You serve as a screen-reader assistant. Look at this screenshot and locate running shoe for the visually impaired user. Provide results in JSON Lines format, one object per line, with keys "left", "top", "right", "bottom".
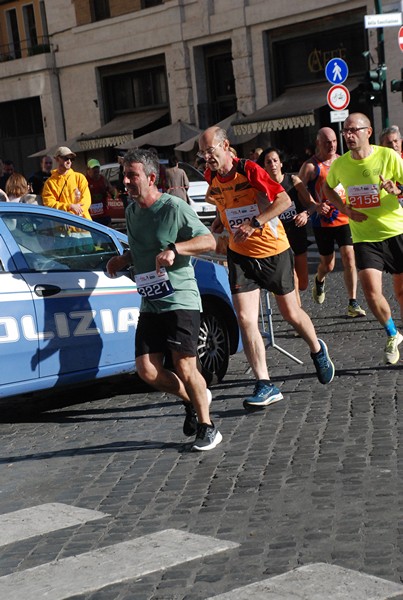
{"left": 312, "top": 276, "right": 325, "bottom": 304}
{"left": 243, "top": 380, "right": 283, "bottom": 407}
{"left": 191, "top": 421, "right": 222, "bottom": 451}
{"left": 347, "top": 301, "right": 366, "bottom": 318}
{"left": 182, "top": 389, "right": 212, "bottom": 437}
{"left": 384, "top": 332, "right": 403, "bottom": 365}
{"left": 311, "top": 338, "right": 335, "bottom": 384}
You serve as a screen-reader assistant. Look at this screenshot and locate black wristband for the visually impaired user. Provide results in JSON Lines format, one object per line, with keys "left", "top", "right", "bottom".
{"left": 167, "top": 242, "right": 178, "bottom": 258}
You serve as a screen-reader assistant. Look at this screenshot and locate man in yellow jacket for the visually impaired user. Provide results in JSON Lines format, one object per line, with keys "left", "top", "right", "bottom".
{"left": 42, "top": 146, "right": 92, "bottom": 220}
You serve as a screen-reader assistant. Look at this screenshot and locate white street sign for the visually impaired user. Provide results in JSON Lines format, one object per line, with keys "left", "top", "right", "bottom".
{"left": 330, "top": 109, "right": 349, "bottom": 123}
{"left": 365, "top": 13, "right": 402, "bottom": 28}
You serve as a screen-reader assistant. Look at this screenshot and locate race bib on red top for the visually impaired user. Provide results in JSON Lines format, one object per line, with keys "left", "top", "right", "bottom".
{"left": 225, "top": 204, "right": 259, "bottom": 231}
{"left": 348, "top": 184, "right": 380, "bottom": 209}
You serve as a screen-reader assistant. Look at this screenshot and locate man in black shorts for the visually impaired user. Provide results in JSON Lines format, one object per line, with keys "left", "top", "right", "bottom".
{"left": 299, "top": 127, "right": 366, "bottom": 318}
{"left": 107, "top": 149, "right": 221, "bottom": 451}
{"left": 198, "top": 127, "right": 335, "bottom": 410}
{"left": 324, "top": 113, "right": 403, "bottom": 365}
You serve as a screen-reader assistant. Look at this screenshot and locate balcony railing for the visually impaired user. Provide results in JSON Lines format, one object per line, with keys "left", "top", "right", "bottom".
{"left": 0, "top": 36, "right": 51, "bottom": 62}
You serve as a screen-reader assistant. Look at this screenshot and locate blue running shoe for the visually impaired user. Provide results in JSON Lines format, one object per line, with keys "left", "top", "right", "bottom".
{"left": 243, "top": 380, "right": 283, "bottom": 407}
{"left": 311, "top": 338, "right": 335, "bottom": 384}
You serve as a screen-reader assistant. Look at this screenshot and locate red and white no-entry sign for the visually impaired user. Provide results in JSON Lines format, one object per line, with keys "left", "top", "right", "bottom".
{"left": 398, "top": 26, "right": 403, "bottom": 52}
{"left": 327, "top": 84, "right": 350, "bottom": 111}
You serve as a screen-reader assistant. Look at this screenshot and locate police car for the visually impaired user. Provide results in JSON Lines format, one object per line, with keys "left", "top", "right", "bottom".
{"left": 0, "top": 204, "right": 240, "bottom": 399}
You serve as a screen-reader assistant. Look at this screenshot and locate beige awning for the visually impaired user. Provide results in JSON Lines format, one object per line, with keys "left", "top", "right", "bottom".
{"left": 28, "top": 134, "right": 90, "bottom": 158}
{"left": 117, "top": 120, "right": 202, "bottom": 149}
{"left": 232, "top": 81, "right": 358, "bottom": 135}
{"left": 79, "top": 110, "right": 169, "bottom": 150}
{"left": 28, "top": 110, "right": 169, "bottom": 157}
{"left": 175, "top": 111, "right": 257, "bottom": 152}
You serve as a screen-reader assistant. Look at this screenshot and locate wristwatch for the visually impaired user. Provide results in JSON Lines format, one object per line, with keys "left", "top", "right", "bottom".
{"left": 167, "top": 242, "right": 178, "bottom": 258}
{"left": 251, "top": 216, "right": 263, "bottom": 229}
{"left": 396, "top": 183, "right": 403, "bottom": 196}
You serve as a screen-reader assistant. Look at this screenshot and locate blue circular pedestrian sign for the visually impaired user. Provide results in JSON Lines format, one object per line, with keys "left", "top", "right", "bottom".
{"left": 325, "top": 58, "right": 348, "bottom": 85}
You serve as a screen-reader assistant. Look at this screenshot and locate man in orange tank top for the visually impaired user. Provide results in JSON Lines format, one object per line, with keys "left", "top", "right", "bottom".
{"left": 299, "top": 127, "right": 366, "bottom": 318}
{"left": 198, "top": 127, "right": 335, "bottom": 410}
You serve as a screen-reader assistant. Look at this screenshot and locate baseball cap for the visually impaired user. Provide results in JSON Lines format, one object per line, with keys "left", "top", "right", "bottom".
{"left": 87, "top": 159, "right": 101, "bottom": 169}
{"left": 54, "top": 146, "right": 76, "bottom": 159}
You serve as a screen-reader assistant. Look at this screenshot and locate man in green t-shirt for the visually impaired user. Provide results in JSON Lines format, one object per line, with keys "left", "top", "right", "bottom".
{"left": 106, "top": 149, "right": 221, "bottom": 452}
{"left": 324, "top": 112, "right": 403, "bottom": 365}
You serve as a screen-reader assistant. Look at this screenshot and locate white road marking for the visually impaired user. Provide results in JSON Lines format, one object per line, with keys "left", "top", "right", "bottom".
{"left": 206, "top": 562, "right": 403, "bottom": 599}
{"left": 0, "top": 503, "right": 108, "bottom": 547}
{"left": 0, "top": 528, "right": 239, "bottom": 600}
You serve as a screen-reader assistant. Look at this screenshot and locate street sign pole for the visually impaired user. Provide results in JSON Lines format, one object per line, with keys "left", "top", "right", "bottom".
{"left": 375, "top": 0, "right": 390, "bottom": 127}
{"left": 330, "top": 109, "right": 348, "bottom": 151}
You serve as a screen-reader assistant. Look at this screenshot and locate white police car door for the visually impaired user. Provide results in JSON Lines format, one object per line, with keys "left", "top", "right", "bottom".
{"left": 0, "top": 211, "right": 139, "bottom": 388}
{"left": 0, "top": 234, "right": 40, "bottom": 390}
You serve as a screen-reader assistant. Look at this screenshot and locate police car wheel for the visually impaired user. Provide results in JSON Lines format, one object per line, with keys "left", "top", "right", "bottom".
{"left": 198, "top": 301, "right": 230, "bottom": 385}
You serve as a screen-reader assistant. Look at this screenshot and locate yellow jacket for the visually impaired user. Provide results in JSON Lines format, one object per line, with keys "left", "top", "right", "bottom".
{"left": 42, "top": 169, "right": 92, "bottom": 220}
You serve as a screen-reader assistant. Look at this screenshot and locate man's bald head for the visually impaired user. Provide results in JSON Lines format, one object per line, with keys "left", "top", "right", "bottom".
{"left": 345, "top": 112, "right": 371, "bottom": 128}
{"left": 198, "top": 127, "right": 232, "bottom": 174}
{"left": 315, "top": 127, "right": 338, "bottom": 160}
{"left": 317, "top": 127, "right": 337, "bottom": 142}
{"left": 199, "top": 126, "right": 228, "bottom": 147}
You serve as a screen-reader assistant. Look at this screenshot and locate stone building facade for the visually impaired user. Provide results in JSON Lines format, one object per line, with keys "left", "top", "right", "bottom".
{"left": 0, "top": 0, "right": 402, "bottom": 175}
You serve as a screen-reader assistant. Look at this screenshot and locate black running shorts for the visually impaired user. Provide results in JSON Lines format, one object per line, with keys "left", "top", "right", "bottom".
{"left": 283, "top": 221, "right": 309, "bottom": 256}
{"left": 354, "top": 233, "right": 403, "bottom": 274}
{"left": 227, "top": 247, "right": 295, "bottom": 296}
{"left": 313, "top": 223, "right": 353, "bottom": 256}
{"left": 135, "top": 310, "right": 201, "bottom": 357}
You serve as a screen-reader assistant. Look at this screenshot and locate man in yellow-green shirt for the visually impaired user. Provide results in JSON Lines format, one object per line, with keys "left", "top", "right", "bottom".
{"left": 324, "top": 112, "right": 403, "bottom": 365}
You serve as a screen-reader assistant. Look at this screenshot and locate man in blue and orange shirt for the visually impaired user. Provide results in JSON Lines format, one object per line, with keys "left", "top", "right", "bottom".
{"left": 299, "top": 127, "right": 366, "bottom": 318}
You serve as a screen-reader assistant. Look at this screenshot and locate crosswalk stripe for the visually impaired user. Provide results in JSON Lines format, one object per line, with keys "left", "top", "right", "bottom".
{"left": 0, "top": 528, "right": 239, "bottom": 600}
{"left": 0, "top": 503, "right": 108, "bottom": 548}
{"left": 205, "top": 563, "right": 403, "bottom": 599}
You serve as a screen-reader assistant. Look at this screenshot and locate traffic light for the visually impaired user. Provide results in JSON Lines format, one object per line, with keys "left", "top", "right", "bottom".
{"left": 358, "top": 65, "right": 386, "bottom": 106}
{"left": 390, "top": 68, "right": 403, "bottom": 102}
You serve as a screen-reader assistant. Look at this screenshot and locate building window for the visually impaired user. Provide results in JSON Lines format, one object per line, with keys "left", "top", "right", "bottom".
{"left": 142, "top": 0, "right": 164, "bottom": 7}
{"left": 104, "top": 66, "right": 168, "bottom": 118}
{"left": 40, "top": 1, "right": 49, "bottom": 39}
{"left": 132, "top": 68, "right": 168, "bottom": 107}
{"left": 197, "top": 42, "right": 236, "bottom": 126}
{"left": 6, "top": 9, "right": 21, "bottom": 59}
{"left": 23, "top": 4, "right": 38, "bottom": 50}
{"left": 90, "top": 0, "right": 110, "bottom": 22}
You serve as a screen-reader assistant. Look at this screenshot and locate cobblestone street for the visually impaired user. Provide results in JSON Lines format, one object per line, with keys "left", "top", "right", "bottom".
{"left": 0, "top": 255, "right": 402, "bottom": 599}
